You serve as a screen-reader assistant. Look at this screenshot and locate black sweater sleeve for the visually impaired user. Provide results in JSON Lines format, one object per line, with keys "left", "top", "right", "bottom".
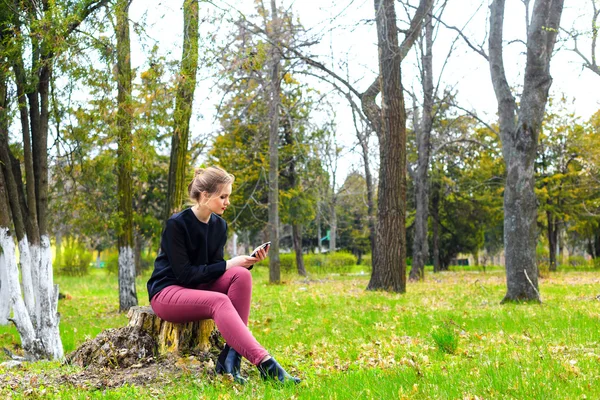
{"left": 163, "top": 218, "right": 227, "bottom": 286}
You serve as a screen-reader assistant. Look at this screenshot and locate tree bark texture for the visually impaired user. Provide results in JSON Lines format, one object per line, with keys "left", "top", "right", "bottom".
{"left": 268, "top": 0, "right": 282, "bottom": 284}
{"left": 127, "top": 306, "right": 216, "bottom": 355}
{"left": 165, "top": 0, "right": 199, "bottom": 220}
{"left": 410, "top": 12, "right": 434, "bottom": 282}
{"left": 367, "top": 0, "right": 407, "bottom": 293}
{"left": 116, "top": 0, "right": 138, "bottom": 311}
{"left": 489, "top": 0, "right": 564, "bottom": 302}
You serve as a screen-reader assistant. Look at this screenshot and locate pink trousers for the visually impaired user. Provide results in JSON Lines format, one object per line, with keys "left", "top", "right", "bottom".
{"left": 150, "top": 267, "right": 269, "bottom": 365}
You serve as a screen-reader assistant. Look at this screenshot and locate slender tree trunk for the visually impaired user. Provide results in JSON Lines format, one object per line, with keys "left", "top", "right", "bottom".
{"left": 267, "top": 0, "right": 282, "bottom": 283}
{"left": 292, "top": 224, "right": 306, "bottom": 276}
{"left": 164, "top": 0, "right": 199, "bottom": 220}
{"left": 546, "top": 210, "right": 558, "bottom": 271}
{"left": 431, "top": 179, "right": 441, "bottom": 273}
{"left": 316, "top": 202, "right": 322, "bottom": 253}
{"left": 410, "top": 11, "right": 433, "bottom": 282}
{"left": 367, "top": 0, "right": 407, "bottom": 293}
{"left": 116, "top": 0, "right": 138, "bottom": 311}
{"left": 329, "top": 199, "right": 337, "bottom": 252}
{"left": 489, "top": 0, "right": 564, "bottom": 303}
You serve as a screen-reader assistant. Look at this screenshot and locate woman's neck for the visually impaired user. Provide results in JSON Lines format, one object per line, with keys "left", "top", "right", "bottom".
{"left": 192, "top": 204, "right": 211, "bottom": 223}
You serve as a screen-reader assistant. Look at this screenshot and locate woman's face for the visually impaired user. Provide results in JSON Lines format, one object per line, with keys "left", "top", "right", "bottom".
{"left": 202, "top": 183, "right": 232, "bottom": 216}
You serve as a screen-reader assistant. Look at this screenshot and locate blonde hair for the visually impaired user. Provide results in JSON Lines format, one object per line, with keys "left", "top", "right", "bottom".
{"left": 188, "top": 166, "right": 235, "bottom": 203}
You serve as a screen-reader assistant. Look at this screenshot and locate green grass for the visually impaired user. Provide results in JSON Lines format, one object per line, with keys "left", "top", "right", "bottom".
{"left": 1, "top": 266, "right": 599, "bottom": 399}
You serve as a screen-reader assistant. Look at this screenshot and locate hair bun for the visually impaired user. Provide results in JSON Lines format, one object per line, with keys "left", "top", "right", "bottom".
{"left": 194, "top": 168, "right": 204, "bottom": 177}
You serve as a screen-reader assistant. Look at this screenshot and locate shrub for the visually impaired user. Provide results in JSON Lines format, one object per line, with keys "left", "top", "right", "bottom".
{"left": 360, "top": 253, "right": 372, "bottom": 268}
{"left": 267, "top": 251, "right": 358, "bottom": 274}
{"left": 104, "top": 250, "right": 120, "bottom": 275}
{"left": 431, "top": 325, "right": 459, "bottom": 354}
{"left": 54, "top": 238, "right": 93, "bottom": 277}
{"left": 568, "top": 255, "right": 591, "bottom": 268}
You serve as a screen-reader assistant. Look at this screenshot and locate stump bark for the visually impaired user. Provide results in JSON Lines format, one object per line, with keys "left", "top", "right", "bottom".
{"left": 127, "top": 306, "right": 216, "bottom": 355}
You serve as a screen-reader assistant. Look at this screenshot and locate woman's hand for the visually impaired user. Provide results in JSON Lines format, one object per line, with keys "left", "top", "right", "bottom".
{"left": 226, "top": 256, "right": 257, "bottom": 269}
{"left": 226, "top": 245, "right": 269, "bottom": 269}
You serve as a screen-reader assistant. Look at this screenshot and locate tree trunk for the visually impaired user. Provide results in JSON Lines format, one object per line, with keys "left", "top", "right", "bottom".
{"left": 431, "top": 180, "right": 441, "bottom": 273}
{"left": 329, "top": 199, "right": 337, "bottom": 252}
{"left": 1, "top": 0, "right": 107, "bottom": 361}
{"left": 489, "top": 0, "right": 564, "bottom": 303}
{"left": 267, "top": 0, "right": 282, "bottom": 284}
{"left": 316, "top": 202, "right": 322, "bottom": 253}
{"left": 164, "top": 0, "right": 199, "bottom": 220}
{"left": 116, "top": 0, "right": 138, "bottom": 312}
{"left": 410, "top": 11, "right": 433, "bottom": 282}
{"left": 292, "top": 224, "right": 306, "bottom": 276}
{"left": 546, "top": 210, "right": 558, "bottom": 272}
{"left": 367, "top": 0, "right": 407, "bottom": 293}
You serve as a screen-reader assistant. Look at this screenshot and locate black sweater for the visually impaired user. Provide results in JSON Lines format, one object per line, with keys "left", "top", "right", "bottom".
{"left": 147, "top": 208, "right": 228, "bottom": 301}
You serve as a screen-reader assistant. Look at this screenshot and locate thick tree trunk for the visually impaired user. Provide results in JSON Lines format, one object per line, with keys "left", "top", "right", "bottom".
{"left": 367, "top": 0, "right": 407, "bottom": 293}
{"left": 268, "top": 0, "right": 282, "bottom": 283}
{"left": 116, "top": 0, "right": 138, "bottom": 312}
{"left": 292, "top": 224, "right": 306, "bottom": 276}
{"left": 489, "top": 0, "right": 564, "bottom": 303}
{"left": 164, "top": 0, "right": 199, "bottom": 220}
{"left": 410, "top": 12, "right": 433, "bottom": 282}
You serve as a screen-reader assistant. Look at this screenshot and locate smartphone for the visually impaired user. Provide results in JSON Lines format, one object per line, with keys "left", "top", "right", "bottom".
{"left": 250, "top": 241, "right": 271, "bottom": 257}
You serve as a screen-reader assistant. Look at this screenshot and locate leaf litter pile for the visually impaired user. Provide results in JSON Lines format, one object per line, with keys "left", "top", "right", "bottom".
{"left": 2, "top": 326, "right": 229, "bottom": 393}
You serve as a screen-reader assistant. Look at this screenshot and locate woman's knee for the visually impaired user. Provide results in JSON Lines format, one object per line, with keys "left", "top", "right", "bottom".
{"left": 230, "top": 266, "right": 252, "bottom": 282}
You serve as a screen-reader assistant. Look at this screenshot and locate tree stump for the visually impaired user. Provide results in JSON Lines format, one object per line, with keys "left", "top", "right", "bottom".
{"left": 127, "top": 306, "right": 216, "bottom": 356}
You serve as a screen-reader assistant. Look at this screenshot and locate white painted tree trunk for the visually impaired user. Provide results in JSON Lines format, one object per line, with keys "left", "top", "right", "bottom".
{"left": 17, "top": 238, "right": 35, "bottom": 321}
{"left": 0, "top": 248, "right": 10, "bottom": 325}
{"left": 119, "top": 246, "right": 137, "bottom": 311}
{"left": 0, "top": 228, "right": 63, "bottom": 359}
{"left": 0, "top": 228, "right": 41, "bottom": 356}
{"left": 37, "top": 236, "right": 63, "bottom": 359}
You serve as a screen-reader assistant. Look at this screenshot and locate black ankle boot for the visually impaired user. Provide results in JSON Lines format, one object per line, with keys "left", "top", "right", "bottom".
{"left": 257, "top": 357, "right": 301, "bottom": 384}
{"left": 216, "top": 344, "right": 247, "bottom": 384}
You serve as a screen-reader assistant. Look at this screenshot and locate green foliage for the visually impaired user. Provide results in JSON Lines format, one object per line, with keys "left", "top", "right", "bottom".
{"left": 336, "top": 171, "right": 372, "bottom": 257}
{"left": 269, "top": 251, "right": 357, "bottom": 274}
{"left": 431, "top": 325, "right": 459, "bottom": 354}
{"left": 54, "top": 238, "right": 93, "bottom": 277}
{"left": 103, "top": 249, "right": 120, "bottom": 275}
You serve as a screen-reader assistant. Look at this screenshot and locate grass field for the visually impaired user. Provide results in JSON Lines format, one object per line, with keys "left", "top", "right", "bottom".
{"left": 0, "top": 265, "right": 599, "bottom": 399}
